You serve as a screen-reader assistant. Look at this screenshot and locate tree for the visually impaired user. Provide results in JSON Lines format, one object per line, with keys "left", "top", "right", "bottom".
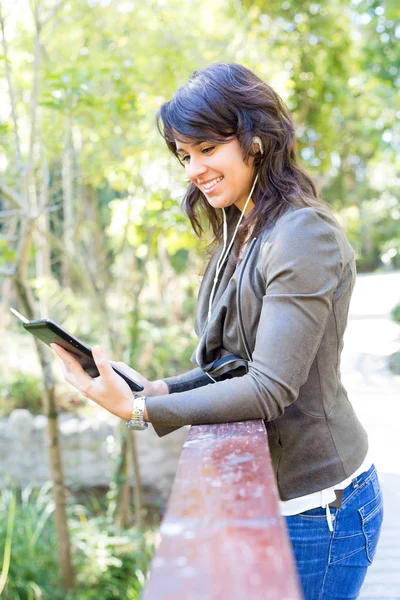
{"left": 0, "top": 0, "right": 75, "bottom": 590}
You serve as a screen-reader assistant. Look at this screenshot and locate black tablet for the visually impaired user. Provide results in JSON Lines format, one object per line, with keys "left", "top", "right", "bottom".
{"left": 10, "top": 309, "right": 144, "bottom": 393}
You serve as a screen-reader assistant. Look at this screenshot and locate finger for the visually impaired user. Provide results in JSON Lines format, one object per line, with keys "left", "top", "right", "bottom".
{"left": 51, "top": 343, "right": 93, "bottom": 391}
{"left": 51, "top": 342, "right": 70, "bottom": 360}
{"left": 91, "top": 345, "right": 115, "bottom": 380}
{"left": 50, "top": 343, "right": 80, "bottom": 369}
{"left": 110, "top": 361, "right": 133, "bottom": 376}
{"left": 58, "top": 360, "right": 82, "bottom": 390}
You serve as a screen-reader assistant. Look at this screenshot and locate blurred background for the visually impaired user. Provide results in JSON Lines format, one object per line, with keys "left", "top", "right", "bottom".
{"left": 0, "top": 0, "right": 399, "bottom": 598}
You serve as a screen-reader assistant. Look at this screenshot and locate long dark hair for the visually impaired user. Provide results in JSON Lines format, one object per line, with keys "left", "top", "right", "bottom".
{"left": 157, "top": 63, "right": 323, "bottom": 247}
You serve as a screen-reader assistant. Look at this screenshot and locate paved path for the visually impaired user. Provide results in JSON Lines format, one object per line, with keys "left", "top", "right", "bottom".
{"left": 341, "top": 271, "right": 400, "bottom": 599}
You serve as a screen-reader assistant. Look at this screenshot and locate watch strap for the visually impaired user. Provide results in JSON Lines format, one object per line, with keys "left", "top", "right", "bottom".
{"left": 126, "top": 394, "right": 148, "bottom": 430}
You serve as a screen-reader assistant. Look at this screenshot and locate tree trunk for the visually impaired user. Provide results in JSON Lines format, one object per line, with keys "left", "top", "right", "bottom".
{"left": 127, "top": 429, "right": 144, "bottom": 529}
{"left": 62, "top": 116, "right": 74, "bottom": 287}
{"left": 35, "top": 130, "right": 52, "bottom": 315}
{"left": 84, "top": 192, "right": 145, "bottom": 529}
{"left": 114, "top": 427, "right": 144, "bottom": 530}
{"left": 14, "top": 277, "right": 75, "bottom": 589}
{"left": 114, "top": 427, "right": 132, "bottom": 529}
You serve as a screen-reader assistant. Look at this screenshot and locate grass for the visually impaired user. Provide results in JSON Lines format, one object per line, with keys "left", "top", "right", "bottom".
{"left": 0, "top": 484, "right": 157, "bottom": 600}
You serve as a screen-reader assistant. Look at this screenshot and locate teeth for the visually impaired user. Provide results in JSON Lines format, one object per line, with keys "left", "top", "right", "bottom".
{"left": 203, "top": 177, "right": 223, "bottom": 190}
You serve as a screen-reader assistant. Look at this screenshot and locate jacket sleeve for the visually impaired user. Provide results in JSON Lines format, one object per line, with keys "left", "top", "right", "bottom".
{"left": 146, "top": 209, "right": 342, "bottom": 437}
{"left": 154, "top": 368, "right": 213, "bottom": 436}
{"left": 163, "top": 367, "right": 212, "bottom": 394}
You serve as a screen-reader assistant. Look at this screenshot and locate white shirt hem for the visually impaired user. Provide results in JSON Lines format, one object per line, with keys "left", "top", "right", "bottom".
{"left": 279, "top": 449, "right": 373, "bottom": 517}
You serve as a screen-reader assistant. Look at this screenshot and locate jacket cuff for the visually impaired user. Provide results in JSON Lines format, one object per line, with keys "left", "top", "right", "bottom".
{"left": 147, "top": 368, "right": 210, "bottom": 437}
{"left": 151, "top": 422, "right": 185, "bottom": 437}
{"left": 162, "top": 367, "right": 211, "bottom": 394}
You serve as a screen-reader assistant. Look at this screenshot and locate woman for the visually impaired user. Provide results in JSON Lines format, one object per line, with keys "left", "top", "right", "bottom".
{"left": 52, "top": 63, "right": 383, "bottom": 599}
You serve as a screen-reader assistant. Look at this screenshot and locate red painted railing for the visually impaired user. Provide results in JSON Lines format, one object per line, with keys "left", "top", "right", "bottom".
{"left": 143, "top": 420, "right": 303, "bottom": 600}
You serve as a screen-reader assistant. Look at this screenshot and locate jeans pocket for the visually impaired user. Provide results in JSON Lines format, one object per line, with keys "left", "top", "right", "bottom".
{"left": 358, "top": 489, "right": 384, "bottom": 563}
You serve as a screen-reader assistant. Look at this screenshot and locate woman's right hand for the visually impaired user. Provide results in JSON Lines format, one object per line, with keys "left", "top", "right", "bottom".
{"left": 110, "top": 361, "right": 169, "bottom": 397}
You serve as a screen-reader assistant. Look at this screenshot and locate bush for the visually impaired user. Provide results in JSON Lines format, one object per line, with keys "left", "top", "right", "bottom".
{"left": 391, "top": 304, "right": 400, "bottom": 324}
{"left": 0, "top": 372, "right": 43, "bottom": 416}
{"left": 0, "top": 484, "right": 62, "bottom": 599}
{"left": 0, "top": 485, "right": 156, "bottom": 600}
{"left": 0, "top": 371, "right": 88, "bottom": 418}
{"left": 389, "top": 352, "right": 400, "bottom": 376}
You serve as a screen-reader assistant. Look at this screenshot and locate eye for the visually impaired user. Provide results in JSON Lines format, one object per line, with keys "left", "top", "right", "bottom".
{"left": 178, "top": 145, "right": 216, "bottom": 165}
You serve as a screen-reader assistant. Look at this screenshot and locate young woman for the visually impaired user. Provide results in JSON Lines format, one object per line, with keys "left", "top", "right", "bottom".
{"left": 52, "top": 63, "right": 383, "bottom": 600}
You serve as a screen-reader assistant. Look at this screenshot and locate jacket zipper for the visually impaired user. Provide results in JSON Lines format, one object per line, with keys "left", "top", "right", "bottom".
{"left": 237, "top": 238, "right": 258, "bottom": 361}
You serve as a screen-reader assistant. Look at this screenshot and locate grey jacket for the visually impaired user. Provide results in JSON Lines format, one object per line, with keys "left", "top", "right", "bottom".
{"left": 146, "top": 205, "right": 368, "bottom": 500}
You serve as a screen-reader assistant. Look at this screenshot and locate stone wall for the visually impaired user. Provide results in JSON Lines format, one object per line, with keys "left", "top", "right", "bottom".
{"left": 0, "top": 409, "right": 188, "bottom": 501}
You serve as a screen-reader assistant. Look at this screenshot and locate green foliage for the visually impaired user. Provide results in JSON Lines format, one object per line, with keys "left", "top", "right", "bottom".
{"left": 388, "top": 352, "right": 400, "bottom": 375}
{"left": 67, "top": 512, "right": 154, "bottom": 600}
{"left": 239, "top": 0, "right": 400, "bottom": 270}
{"left": 0, "top": 485, "right": 155, "bottom": 600}
{"left": 1, "top": 0, "right": 397, "bottom": 281}
{"left": 0, "top": 372, "right": 43, "bottom": 416}
{"left": 0, "top": 240, "right": 15, "bottom": 263}
{"left": 389, "top": 304, "right": 400, "bottom": 375}
{"left": 391, "top": 304, "right": 400, "bottom": 324}
{"left": 0, "top": 484, "right": 62, "bottom": 599}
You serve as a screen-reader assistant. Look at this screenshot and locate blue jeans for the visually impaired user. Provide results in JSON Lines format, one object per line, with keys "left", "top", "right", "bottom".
{"left": 286, "top": 464, "right": 383, "bottom": 600}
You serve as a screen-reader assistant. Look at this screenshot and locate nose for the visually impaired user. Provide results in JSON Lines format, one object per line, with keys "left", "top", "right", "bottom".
{"left": 186, "top": 155, "right": 207, "bottom": 181}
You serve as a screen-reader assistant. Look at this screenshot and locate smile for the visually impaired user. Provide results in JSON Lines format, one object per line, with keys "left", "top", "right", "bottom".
{"left": 201, "top": 176, "right": 223, "bottom": 193}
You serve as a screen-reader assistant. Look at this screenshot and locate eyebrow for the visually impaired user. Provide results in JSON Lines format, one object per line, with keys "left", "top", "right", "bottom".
{"left": 175, "top": 140, "right": 204, "bottom": 154}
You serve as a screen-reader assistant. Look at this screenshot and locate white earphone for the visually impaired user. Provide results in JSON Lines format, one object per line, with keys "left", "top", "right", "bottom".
{"left": 198, "top": 134, "right": 263, "bottom": 380}
{"left": 253, "top": 136, "right": 264, "bottom": 155}
{"left": 205, "top": 136, "right": 264, "bottom": 323}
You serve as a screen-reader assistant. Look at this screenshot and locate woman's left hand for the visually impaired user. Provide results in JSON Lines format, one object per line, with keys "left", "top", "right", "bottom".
{"left": 51, "top": 343, "right": 135, "bottom": 421}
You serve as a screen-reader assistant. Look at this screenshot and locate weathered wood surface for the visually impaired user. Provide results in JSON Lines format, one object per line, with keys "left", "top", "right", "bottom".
{"left": 143, "top": 420, "right": 302, "bottom": 600}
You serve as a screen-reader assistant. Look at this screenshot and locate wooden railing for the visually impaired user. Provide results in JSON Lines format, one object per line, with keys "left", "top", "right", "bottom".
{"left": 143, "top": 420, "right": 303, "bottom": 600}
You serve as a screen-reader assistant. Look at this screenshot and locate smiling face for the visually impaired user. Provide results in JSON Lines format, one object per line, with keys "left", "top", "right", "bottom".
{"left": 175, "top": 137, "right": 256, "bottom": 215}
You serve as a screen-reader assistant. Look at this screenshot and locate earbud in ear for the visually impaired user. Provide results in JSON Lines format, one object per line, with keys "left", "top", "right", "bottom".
{"left": 253, "top": 136, "right": 264, "bottom": 155}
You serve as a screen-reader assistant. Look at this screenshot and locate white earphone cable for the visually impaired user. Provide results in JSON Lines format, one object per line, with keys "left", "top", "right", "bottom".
{"left": 207, "top": 172, "right": 259, "bottom": 322}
